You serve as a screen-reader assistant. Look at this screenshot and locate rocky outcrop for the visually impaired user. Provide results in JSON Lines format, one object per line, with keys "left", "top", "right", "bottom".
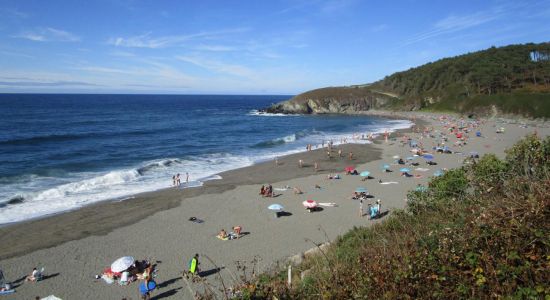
{"left": 264, "top": 86, "right": 402, "bottom": 114}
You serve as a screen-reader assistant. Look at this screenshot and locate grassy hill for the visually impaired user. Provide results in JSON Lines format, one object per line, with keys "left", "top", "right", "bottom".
{"left": 269, "top": 43, "right": 550, "bottom": 118}
{"left": 375, "top": 43, "right": 550, "bottom": 117}
{"left": 216, "top": 135, "right": 550, "bottom": 299}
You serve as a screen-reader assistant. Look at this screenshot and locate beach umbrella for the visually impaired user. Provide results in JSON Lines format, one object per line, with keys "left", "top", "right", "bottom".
{"left": 434, "top": 170, "right": 444, "bottom": 177}
{"left": 302, "top": 199, "right": 318, "bottom": 209}
{"left": 344, "top": 166, "right": 355, "bottom": 172}
{"left": 360, "top": 171, "right": 370, "bottom": 177}
{"left": 268, "top": 204, "right": 284, "bottom": 211}
{"left": 423, "top": 154, "right": 434, "bottom": 160}
{"left": 399, "top": 168, "right": 411, "bottom": 173}
{"left": 355, "top": 187, "right": 368, "bottom": 193}
{"left": 111, "top": 256, "right": 135, "bottom": 273}
{"left": 382, "top": 164, "right": 390, "bottom": 170}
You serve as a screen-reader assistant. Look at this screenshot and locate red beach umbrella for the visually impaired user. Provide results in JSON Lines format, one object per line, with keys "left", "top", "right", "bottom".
{"left": 302, "top": 199, "right": 318, "bottom": 209}
{"left": 344, "top": 166, "right": 355, "bottom": 172}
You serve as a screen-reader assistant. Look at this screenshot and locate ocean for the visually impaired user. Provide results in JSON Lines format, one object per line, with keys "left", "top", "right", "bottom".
{"left": 0, "top": 94, "right": 412, "bottom": 224}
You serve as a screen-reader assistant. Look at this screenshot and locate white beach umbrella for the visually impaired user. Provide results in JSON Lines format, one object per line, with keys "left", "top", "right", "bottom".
{"left": 111, "top": 256, "right": 135, "bottom": 273}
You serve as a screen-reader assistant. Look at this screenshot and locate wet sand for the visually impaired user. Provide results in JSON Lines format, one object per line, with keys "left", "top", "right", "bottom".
{"left": 0, "top": 143, "right": 383, "bottom": 260}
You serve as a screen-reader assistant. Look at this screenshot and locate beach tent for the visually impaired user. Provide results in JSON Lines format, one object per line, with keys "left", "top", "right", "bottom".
{"left": 111, "top": 256, "right": 135, "bottom": 273}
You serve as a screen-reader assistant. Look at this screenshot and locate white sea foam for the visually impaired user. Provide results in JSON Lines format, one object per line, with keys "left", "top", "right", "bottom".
{"left": 0, "top": 118, "right": 413, "bottom": 225}
{"left": 247, "top": 109, "right": 299, "bottom": 117}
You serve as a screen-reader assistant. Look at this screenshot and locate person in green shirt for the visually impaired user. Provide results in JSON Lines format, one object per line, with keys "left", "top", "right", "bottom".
{"left": 185, "top": 254, "right": 200, "bottom": 281}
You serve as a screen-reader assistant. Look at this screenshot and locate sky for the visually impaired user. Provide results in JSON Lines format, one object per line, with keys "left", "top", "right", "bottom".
{"left": 0, "top": 0, "right": 549, "bottom": 95}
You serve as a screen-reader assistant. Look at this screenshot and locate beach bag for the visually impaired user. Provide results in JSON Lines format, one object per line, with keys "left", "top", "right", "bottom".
{"left": 139, "top": 280, "right": 157, "bottom": 295}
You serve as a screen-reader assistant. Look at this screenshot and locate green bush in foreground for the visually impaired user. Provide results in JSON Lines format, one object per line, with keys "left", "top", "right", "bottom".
{"left": 220, "top": 135, "right": 549, "bottom": 299}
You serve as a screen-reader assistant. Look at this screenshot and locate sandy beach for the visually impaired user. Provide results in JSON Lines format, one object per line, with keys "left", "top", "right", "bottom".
{"left": 0, "top": 113, "right": 548, "bottom": 299}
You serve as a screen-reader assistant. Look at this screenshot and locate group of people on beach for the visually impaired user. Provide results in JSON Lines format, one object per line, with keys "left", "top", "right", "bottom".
{"left": 172, "top": 172, "right": 189, "bottom": 187}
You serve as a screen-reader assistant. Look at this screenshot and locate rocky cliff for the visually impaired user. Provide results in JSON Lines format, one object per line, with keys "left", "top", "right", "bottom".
{"left": 265, "top": 86, "right": 403, "bottom": 114}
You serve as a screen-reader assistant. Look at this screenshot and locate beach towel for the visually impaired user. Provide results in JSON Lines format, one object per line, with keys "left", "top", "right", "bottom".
{"left": 216, "top": 236, "right": 229, "bottom": 241}
{"left": 415, "top": 168, "right": 430, "bottom": 172}
{"left": 0, "top": 290, "right": 15, "bottom": 296}
{"left": 379, "top": 182, "right": 399, "bottom": 185}
{"left": 318, "top": 202, "right": 338, "bottom": 207}
{"left": 188, "top": 217, "right": 204, "bottom": 224}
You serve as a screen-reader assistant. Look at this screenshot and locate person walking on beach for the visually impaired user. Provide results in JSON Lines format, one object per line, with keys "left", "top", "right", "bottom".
{"left": 314, "top": 162, "right": 319, "bottom": 172}
{"left": 359, "top": 199, "right": 363, "bottom": 217}
{"left": 349, "top": 152, "right": 354, "bottom": 160}
{"left": 176, "top": 173, "right": 181, "bottom": 186}
{"left": 338, "top": 149, "right": 342, "bottom": 157}
{"left": 186, "top": 254, "right": 200, "bottom": 281}
{"left": 172, "top": 175, "right": 176, "bottom": 187}
{"left": 186, "top": 172, "right": 189, "bottom": 184}
{"left": 299, "top": 159, "right": 303, "bottom": 168}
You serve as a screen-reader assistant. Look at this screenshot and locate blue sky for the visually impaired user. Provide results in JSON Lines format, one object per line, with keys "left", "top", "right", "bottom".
{"left": 0, "top": 0, "right": 549, "bottom": 94}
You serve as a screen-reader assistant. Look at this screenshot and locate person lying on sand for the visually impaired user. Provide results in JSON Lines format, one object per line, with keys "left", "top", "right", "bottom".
{"left": 218, "top": 229, "right": 227, "bottom": 239}
{"left": 293, "top": 187, "right": 303, "bottom": 195}
{"left": 25, "top": 268, "right": 41, "bottom": 282}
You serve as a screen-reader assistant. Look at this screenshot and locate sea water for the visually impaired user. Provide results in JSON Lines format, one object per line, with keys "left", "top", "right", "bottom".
{"left": 0, "top": 94, "right": 412, "bottom": 224}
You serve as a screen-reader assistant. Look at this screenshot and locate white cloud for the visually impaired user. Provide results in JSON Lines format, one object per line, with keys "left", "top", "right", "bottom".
{"left": 15, "top": 27, "right": 80, "bottom": 42}
{"left": 109, "top": 28, "right": 250, "bottom": 49}
{"left": 176, "top": 55, "right": 254, "bottom": 77}
{"left": 194, "top": 44, "right": 237, "bottom": 52}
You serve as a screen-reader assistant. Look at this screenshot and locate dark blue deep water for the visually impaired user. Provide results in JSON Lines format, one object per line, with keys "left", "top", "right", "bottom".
{"left": 0, "top": 94, "right": 411, "bottom": 223}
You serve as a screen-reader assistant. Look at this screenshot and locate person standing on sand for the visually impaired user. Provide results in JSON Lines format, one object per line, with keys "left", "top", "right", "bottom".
{"left": 338, "top": 149, "right": 342, "bottom": 157}
{"left": 299, "top": 159, "right": 303, "bottom": 168}
{"left": 186, "top": 254, "right": 200, "bottom": 280}
{"left": 349, "top": 152, "right": 354, "bottom": 160}
{"left": 314, "top": 162, "right": 319, "bottom": 171}
{"left": 359, "top": 199, "right": 363, "bottom": 217}
{"left": 186, "top": 172, "right": 189, "bottom": 184}
{"left": 176, "top": 173, "right": 181, "bottom": 186}
{"left": 172, "top": 175, "right": 176, "bottom": 187}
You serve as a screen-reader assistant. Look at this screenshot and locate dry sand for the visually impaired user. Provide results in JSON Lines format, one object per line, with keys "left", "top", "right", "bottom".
{"left": 0, "top": 113, "right": 547, "bottom": 299}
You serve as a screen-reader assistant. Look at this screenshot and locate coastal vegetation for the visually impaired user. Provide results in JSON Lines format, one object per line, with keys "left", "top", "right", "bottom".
{"left": 266, "top": 43, "right": 550, "bottom": 117}
{"left": 218, "top": 134, "right": 550, "bottom": 299}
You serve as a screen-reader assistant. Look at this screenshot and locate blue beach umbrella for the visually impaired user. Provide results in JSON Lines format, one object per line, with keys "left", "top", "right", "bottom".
{"left": 382, "top": 164, "right": 390, "bottom": 170}
{"left": 399, "top": 168, "right": 411, "bottom": 173}
{"left": 360, "top": 171, "right": 370, "bottom": 177}
{"left": 355, "top": 187, "right": 368, "bottom": 193}
{"left": 268, "top": 204, "right": 284, "bottom": 211}
{"left": 423, "top": 154, "right": 434, "bottom": 160}
{"left": 433, "top": 170, "right": 444, "bottom": 177}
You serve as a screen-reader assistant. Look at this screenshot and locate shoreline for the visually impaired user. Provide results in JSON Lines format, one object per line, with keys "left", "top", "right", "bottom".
{"left": 0, "top": 112, "right": 545, "bottom": 299}
{"left": 0, "top": 141, "right": 388, "bottom": 260}
{"left": 0, "top": 116, "right": 421, "bottom": 260}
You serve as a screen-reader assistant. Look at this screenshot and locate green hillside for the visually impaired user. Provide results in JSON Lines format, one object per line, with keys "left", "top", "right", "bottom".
{"left": 268, "top": 43, "right": 550, "bottom": 117}
{"left": 375, "top": 43, "right": 550, "bottom": 117}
